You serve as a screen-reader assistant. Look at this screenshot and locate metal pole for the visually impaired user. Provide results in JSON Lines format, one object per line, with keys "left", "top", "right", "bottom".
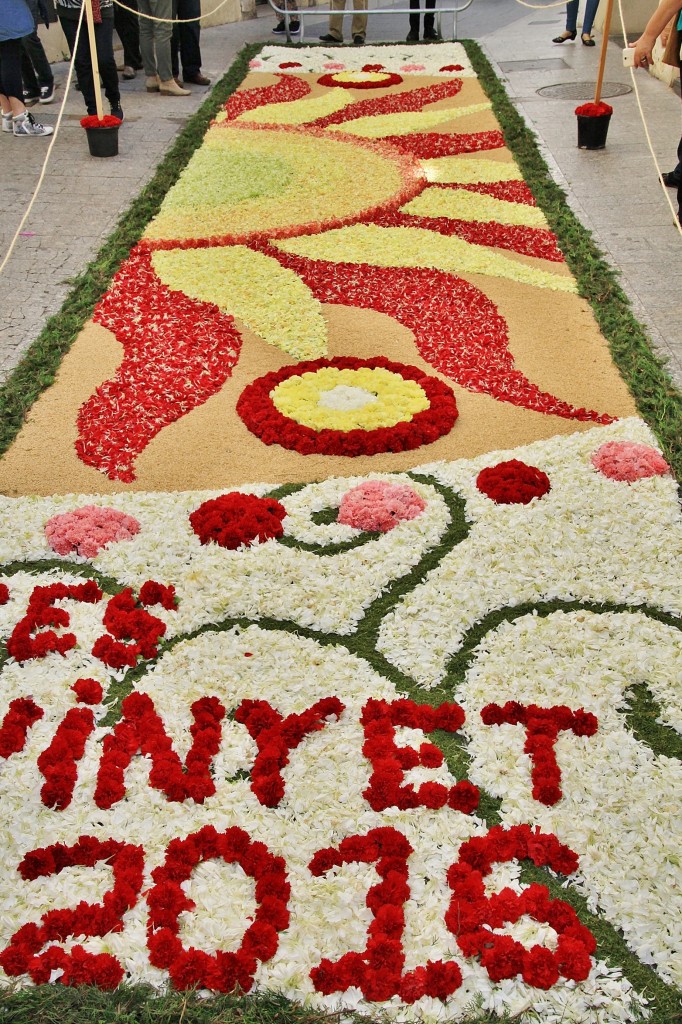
{"left": 593, "top": 0, "right": 614, "bottom": 105}
{"left": 84, "top": 0, "right": 104, "bottom": 120}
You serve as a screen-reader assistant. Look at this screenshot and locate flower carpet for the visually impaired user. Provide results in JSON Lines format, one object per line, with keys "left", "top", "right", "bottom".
{"left": 0, "top": 41, "right": 680, "bottom": 1024}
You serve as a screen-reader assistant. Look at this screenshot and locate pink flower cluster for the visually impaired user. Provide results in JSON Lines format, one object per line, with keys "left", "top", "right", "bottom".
{"left": 591, "top": 440, "right": 670, "bottom": 482}
{"left": 338, "top": 480, "right": 427, "bottom": 532}
{"left": 45, "top": 505, "right": 140, "bottom": 558}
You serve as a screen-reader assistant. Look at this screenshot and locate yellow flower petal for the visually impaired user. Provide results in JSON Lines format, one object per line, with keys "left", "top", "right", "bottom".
{"left": 276, "top": 224, "right": 577, "bottom": 292}
{"left": 152, "top": 246, "right": 328, "bottom": 359}
{"left": 402, "top": 186, "right": 548, "bottom": 228}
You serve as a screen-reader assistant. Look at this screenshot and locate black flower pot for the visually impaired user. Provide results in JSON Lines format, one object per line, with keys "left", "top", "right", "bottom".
{"left": 576, "top": 113, "right": 611, "bottom": 150}
{"left": 84, "top": 125, "right": 119, "bottom": 157}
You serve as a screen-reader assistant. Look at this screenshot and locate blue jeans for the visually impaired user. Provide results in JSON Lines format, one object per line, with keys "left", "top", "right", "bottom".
{"left": 565, "top": 0, "right": 600, "bottom": 35}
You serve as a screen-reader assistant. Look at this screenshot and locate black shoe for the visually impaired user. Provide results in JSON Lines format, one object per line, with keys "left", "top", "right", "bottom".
{"left": 406, "top": 28, "right": 419, "bottom": 41}
{"left": 272, "top": 20, "right": 299, "bottom": 34}
{"left": 552, "top": 30, "right": 576, "bottom": 42}
{"left": 423, "top": 27, "right": 441, "bottom": 39}
{"left": 183, "top": 73, "right": 212, "bottom": 85}
{"left": 39, "top": 83, "right": 55, "bottom": 103}
{"left": 353, "top": 34, "right": 364, "bottom": 44}
{"left": 581, "top": 33, "right": 596, "bottom": 45}
{"left": 319, "top": 32, "right": 341, "bottom": 42}
{"left": 23, "top": 91, "right": 39, "bottom": 106}
{"left": 661, "top": 171, "right": 681, "bottom": 188}
{"left": 110, "top": 105, "right": 124, "bottom": 121}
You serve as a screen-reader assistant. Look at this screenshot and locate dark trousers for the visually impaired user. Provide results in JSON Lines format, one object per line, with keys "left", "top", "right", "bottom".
{"left": 0, "top": 37, "right": 24, "bottom": 103}
{"left": 409, "top": 0, "right": 435, "bottom": 34}
{"left": 171, "top": 0, "right": 202, "bottom": 79}
{"left": 21, "top": 0, "right": 53, "bottom": 95}
{"left": 21, "top": 31, "right": 54, "bottom": 95}
{"left": 59, "top": 14, "right": 120, "bottom": 115}
{"left": 114, "top": 0, "right": 142, "bottom": 69}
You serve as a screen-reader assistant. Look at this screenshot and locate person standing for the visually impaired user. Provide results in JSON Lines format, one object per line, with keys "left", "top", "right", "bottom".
{"left": 630, "top": 0, "right": 682, "bottom": 226}
{"left": 1, "top": 0, "right": 53, "bottom": 135}
{"left": 114, "top": 0, "right": 142, "bottom": 79}
{"left": 171, "top": 0, "right": 210, "bottom": 85}
{"left": 56, "top": 0, "right": 123, "bottom": 119}
{"left": 272, "top": 0, "right": 300, "bottom": 36}
{"left": 552, "top": 0, "right": 601, "bottom": 46}
{"left": 320, "top": 0, "right": 368, "bottom": 45}
{"left": 406, "top": 0, "right": 440, "bottom": 42}
{"left": 21, "top": 0, "right": 55, "bottom": 104}
{"left": 138, "top": 0, "right": 189, "bottom": 95}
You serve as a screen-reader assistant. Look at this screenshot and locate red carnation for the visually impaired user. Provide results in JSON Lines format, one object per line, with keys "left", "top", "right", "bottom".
{"left": 189, "top": 492, "right": 286, "bottom": 549}
{"left": 476, "top": 459, "right": 551, "bottom": 504}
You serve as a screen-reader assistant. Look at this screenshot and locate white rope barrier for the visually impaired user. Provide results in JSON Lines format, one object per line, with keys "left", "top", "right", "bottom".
{"left": 509, "top": 1, "right": 569, "bottom": 11}
{"left": 0, "top": 8, "right": 84, "bottom": 279}
{"left": 112, "top": 0, "right": 236, "bottom": 23}
{"left": 614, "top": 0, "right": 682, "bottom": 236}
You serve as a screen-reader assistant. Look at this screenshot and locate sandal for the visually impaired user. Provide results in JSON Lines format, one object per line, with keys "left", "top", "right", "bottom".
{"left": 552, "top": 30, "right": 576, "bottom": 42}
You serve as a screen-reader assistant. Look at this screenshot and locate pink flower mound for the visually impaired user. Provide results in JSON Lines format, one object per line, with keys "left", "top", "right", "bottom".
{"left": 45, "top": 505, "right": 141, "bottom": 558}
{"left": 591, "top": 441, "right": 670, "bottom": 482}
{"left": 338, "top": 480, "right": 427, "bottom": 532}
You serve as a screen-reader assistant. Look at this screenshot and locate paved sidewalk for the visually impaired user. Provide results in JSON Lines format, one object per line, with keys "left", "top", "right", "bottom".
{"left": 0, "top": 0, "right": 680, "bottom": 390}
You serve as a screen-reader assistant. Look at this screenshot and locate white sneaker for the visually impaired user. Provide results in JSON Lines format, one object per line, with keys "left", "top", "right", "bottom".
{"left": 13, "top": 111, "right": 54, "bottom": 137}
{"left": 1, "top": 110, "right": 13, "bottom": 133}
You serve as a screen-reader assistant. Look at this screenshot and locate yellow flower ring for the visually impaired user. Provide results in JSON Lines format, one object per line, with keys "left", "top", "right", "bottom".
{"left": 236, "top": 356, "right": 458, "bottom": 456}
{"left": 317, "top": 70, "right": 404, "bottom": 90}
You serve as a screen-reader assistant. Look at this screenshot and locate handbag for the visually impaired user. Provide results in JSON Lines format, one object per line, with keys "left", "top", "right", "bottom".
{"left": 661, "top": 14, "right": 681, "bottom": 68}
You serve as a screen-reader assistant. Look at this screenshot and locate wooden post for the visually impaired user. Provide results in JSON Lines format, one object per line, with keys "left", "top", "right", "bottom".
{"left": 593, "top": 0, "right": 615, "bottom": 105}
{"left": 84, "top": 0, "right": 104, "bottom": 120}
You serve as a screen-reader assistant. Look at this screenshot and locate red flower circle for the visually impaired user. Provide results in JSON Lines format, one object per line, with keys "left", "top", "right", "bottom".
{"left": 476, "top": 460, "right": 550, "bottom": 504}
{"left": 236, "top": 357, "right": 458, "bottom": 457}
{"left": 317, "top": 71, "right": 403, "bottom": 89}
{"left": 189, "top": 493, "right": 287, "bottom": 549}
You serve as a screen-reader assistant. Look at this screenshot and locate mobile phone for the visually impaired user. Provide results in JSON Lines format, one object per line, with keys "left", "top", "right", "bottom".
{"left": 623, "top": 47, "right": 636, "bottom": 67}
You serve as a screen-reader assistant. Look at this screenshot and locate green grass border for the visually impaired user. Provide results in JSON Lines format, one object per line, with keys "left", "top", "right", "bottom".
{"left": 462, "top": 39, "right": 682, "bottom": 481}
{"left": 0, "top": 39, "right": 680, "bottom": 1024}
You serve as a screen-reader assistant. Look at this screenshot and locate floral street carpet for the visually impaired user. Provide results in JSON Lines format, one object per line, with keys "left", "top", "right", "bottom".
{"left": 0, "top": 43, "right": 680, "bottom": 1024}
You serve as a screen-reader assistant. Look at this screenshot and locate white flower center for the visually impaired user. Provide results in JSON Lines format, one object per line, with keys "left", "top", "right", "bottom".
{"left": 317, "top": 385, "right": 379, "bottom": 411}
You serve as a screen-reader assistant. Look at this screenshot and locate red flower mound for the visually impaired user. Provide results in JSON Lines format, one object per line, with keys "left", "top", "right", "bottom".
{"left": 476, "top": 459, "right": 551, "bottom": 504}
{"left": 237, "top": 356, "right": 458, "bottom": 457}
{"left": 189, "top": 493, "right": 287, "bottom": 549}
{"left": 80, "top": 114, "right": 122, "bottom": 128}
{"left": 575, "top": 101, "right": 612, "bottom": 117}
{"left": 0, "top": 583, "right": 9, "bottom": 605}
